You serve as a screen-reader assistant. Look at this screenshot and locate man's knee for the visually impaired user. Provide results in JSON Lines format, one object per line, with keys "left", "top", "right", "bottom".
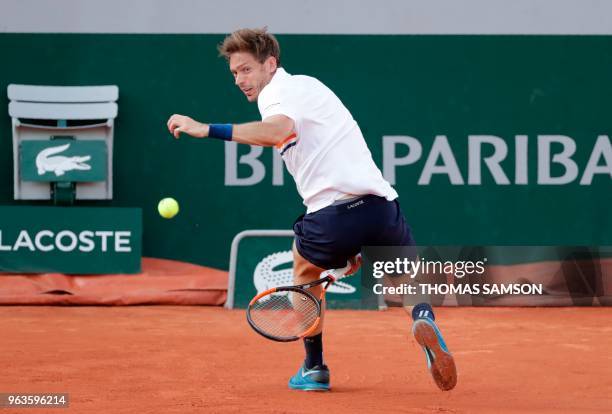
{"left": 293, "top": 242, "right": 325, "bottom": 281}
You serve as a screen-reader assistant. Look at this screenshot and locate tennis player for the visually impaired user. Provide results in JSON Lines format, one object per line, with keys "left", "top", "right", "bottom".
{"left": 167, "top": 28, "right": 456, "bottom": 392}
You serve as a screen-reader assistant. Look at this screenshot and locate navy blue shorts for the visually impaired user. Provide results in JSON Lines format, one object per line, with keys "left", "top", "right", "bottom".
{"left": 293, "top": 195, "right": 415, "bottom": 270}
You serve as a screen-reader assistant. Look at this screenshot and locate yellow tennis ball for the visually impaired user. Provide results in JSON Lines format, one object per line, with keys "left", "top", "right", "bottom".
{"left": 158, "top": 197, "right": 179, "bottom": 219}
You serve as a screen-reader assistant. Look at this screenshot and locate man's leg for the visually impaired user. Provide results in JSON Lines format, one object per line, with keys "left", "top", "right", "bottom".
{"left": 288, "top": 242, "right": 331, "bottom": 391}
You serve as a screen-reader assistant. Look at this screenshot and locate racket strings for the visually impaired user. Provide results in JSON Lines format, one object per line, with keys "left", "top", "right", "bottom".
{"left": 248, "top": 291, "right": 319, "bottom": 339}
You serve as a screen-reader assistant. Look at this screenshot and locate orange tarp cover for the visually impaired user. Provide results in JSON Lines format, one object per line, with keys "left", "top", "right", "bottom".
{"left": 0, "top": 257, "right": 227, "bottom": 305}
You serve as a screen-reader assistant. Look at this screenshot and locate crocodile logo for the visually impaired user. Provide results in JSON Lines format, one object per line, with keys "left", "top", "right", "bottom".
{"left": 36, "top": 143, "right": 91, "bottom": 176}
{"left": 253, "top": 250, "right": 356, "bottom": 299}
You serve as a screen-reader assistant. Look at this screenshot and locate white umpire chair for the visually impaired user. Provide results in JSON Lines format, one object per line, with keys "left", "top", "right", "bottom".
{"left": 8, "top": 84, "right": 118, "bottom": 203}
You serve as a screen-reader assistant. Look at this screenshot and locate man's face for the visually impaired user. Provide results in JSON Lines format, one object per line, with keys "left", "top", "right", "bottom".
{"left": 229, "top": 52, "right": 276, "bottom": 102}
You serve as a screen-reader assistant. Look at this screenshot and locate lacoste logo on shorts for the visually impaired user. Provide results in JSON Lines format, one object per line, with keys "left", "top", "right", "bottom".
{"left": 347, "top": 200, "right": 365, "bottom": 209}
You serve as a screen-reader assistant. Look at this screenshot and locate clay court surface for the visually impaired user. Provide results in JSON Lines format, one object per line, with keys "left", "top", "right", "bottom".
{"left": 1, "top": 307, "right": 611, "bottom": 413}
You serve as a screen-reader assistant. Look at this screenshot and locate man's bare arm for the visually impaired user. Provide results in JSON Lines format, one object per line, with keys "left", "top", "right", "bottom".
{"left": 166, "top": 114, "right": 294, "bottom": 147}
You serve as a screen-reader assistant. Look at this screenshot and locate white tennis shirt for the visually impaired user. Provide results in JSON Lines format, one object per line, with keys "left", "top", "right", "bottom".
{"left": 257, "top": 67, "right": 398, "bottom": 213}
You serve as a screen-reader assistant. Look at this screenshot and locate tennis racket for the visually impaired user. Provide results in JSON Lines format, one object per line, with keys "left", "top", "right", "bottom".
{"left": 246, "top": 254, "right": 362, "bottom": 342}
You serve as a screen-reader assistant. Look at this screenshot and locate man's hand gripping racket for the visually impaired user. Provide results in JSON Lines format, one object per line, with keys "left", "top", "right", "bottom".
{"left": 246, "top": 254, "right": 362, "bottom": 342}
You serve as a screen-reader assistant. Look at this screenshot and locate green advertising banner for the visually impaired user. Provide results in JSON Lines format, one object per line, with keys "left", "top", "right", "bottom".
{"left": 231, "top": 233, "right": 373, "bottom": 309}
{"left": 20, "top": 139, "right": 107, "bottom": 182}
{"left": 1, "top": 33, "right": 611, "bottom": 273}
{"left": 0, "top": 206, "right": 142, "bottom": 274}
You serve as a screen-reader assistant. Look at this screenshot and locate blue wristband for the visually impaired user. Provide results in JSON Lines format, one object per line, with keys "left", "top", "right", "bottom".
{"left": 208, "top": 124, "right": 233, "bottom": 141}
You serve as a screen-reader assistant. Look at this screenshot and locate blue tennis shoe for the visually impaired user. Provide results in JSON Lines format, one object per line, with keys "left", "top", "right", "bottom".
{"left": 412, "top": 317, "right": 457, "bottom": 391}
{"left": 288, "top": 364, "right": 330, "bottom": 391}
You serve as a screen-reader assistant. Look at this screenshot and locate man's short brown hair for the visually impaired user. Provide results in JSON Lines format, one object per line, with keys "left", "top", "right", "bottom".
{"left": 218, "top": 27, "right": 281, "bottom": 66}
